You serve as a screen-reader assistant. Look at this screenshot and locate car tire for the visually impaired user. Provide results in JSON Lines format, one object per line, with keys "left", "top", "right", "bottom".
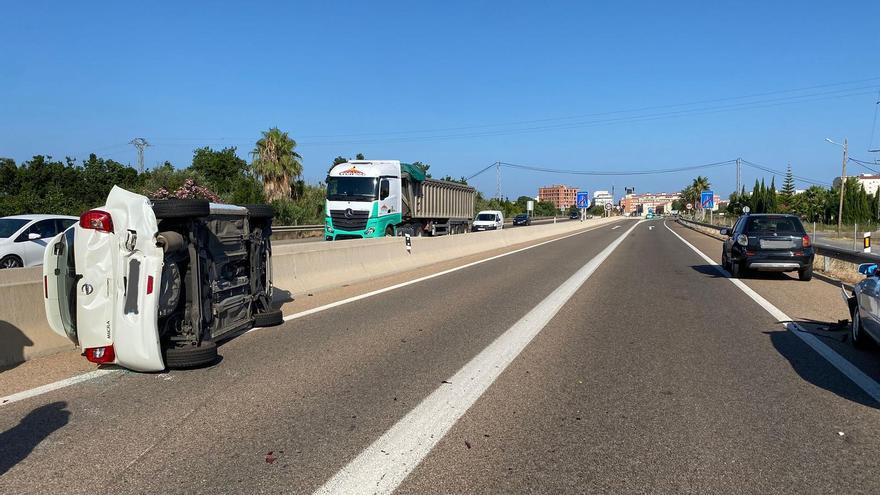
{"left": 730, "top": 260, "right": 742, "bottom": 278}
{"left": 1, "top": 255, "right": 23, "bottom": 269}
{"left": 245, "top": 204, "right": 274, "bottom": 220}
{"left": 152, "top": 199, "right": 211, "bottom": 219}
{"left": 253, "top": 309, "right": 284, "bottom": 327}
{"left": 164, "top": 341, "right": 218, "bottom": 369}
{"left": 852, "top": 310, "right": 870, "bottom": 349}
{"left": 798, "top": 264, "right": 813, "bottom": 281}
{"left": 721, "top": 252, "right": 729, "bottom": 271}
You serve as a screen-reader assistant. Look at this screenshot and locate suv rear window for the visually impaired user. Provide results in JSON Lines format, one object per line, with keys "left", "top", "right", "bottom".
{"left": 744, "top": 216, "right": 805, "bottom": 236}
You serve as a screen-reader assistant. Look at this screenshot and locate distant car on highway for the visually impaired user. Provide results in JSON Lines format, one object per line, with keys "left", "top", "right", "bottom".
{"left": 43, "top": 186, "right": 282, "bottom": 372}
{"left": 472, "top": 210, "right": 503, "bottom": 231}
{"left": 720, "top": 213, "right": 814, "bottom": 280}
{"left": 512, "top": 213, "right": 531, "bottom": 226}
{"left": 0, "top": 214, "right": 78, "bottom": 268}
{"left": 569, "top": 211, "right": 580, "bottom": 220}
{"left": 843, "top": 263, "right": 880, "bottom": 349}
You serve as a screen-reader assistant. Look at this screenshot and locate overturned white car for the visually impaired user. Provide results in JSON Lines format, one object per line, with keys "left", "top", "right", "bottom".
{"left": 43, "top": 186, "right": 283, "bottom": 371}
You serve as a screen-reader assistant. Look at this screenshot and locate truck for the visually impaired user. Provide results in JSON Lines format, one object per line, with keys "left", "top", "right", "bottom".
{"left": 324, "top": 160, "right": 476, "bottom": 240}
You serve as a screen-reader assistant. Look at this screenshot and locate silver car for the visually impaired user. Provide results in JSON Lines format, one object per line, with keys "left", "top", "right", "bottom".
{"left": 844, "top": 263, "right": 880, "bottom": 348}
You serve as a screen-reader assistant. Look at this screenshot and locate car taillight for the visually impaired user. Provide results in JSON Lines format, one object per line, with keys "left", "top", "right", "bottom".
{"left": 85, "top": 345, "right": 115, "bottom": 364}
{"left": 80, "top": 210, "right": 114, "bottom": 233}
{"left": 146, "top": 275, "right": 154, "bottom": 295}
{"left": 802, "top": 235, "right": 811, "bottom": 247}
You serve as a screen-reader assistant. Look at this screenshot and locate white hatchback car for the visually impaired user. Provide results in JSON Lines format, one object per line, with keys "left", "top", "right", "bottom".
{"left": 0, "top": 214, "right": 78, "bottom": 268}
{"left": 43, "top": 186, "right": 282, "bottom": 371}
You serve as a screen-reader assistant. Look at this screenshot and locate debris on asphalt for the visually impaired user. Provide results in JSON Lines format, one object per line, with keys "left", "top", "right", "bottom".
{"left": 265, "top": 451, "right": 276, "bottom": 464}
{"left": 465, "top": 440, "right": 472, "bottom": 449}
{"left": 441, "top": 380, "right": 452, "bottom": 384}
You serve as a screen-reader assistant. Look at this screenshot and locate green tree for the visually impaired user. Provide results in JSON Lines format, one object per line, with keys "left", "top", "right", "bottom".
{"left": 768, "top": 177, "right": 778, "bottom": 213}
{"left": 191, "top": 147, "right": 248, "bottom": 197}
{"left": 355, "top": 153, "right": 365, "bottom": 160}
{"left": 251, "top": 127, "right": 303, "bottom": 202}
{"left": 412, "top": 161, "right": 431, "bottom": 178}
{"left": 780, "top": 164, "right": 796, "bottom": 211}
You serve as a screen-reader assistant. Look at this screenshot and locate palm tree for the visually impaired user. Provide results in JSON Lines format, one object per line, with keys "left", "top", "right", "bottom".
{"left": 251, "top": 127, "right": 303, "bottom": 202}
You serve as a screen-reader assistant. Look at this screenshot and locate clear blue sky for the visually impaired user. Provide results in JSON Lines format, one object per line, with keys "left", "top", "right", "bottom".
{"left": 1, "top": 0, "right": 879, "bottom": 200}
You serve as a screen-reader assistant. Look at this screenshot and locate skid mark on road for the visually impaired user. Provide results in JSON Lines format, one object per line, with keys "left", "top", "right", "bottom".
{"left": 314, "top": 221, "right": 642, "bottom": 495}
{"left": 664, "top": 220, "right": 880, "bottom": 405}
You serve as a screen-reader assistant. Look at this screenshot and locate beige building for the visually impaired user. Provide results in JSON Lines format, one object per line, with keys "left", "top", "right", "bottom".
{"left": 620, "top": 192, "right": 681, "bottom": 215}
{"left": 833, "top": 174, "right": 880, "bottom": 195}
{"left": 538, "top": 184, "right": 579, "bottom": 210}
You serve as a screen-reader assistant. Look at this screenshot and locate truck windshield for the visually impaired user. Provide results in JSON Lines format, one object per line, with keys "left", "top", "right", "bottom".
{"left": 327, "top": 177, "right": 378, "bottom": 202}
{"left": 476, "top": 213, "right": 497, "bottom": 221}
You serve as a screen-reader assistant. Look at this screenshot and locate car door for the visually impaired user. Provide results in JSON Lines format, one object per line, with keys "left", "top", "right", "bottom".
{"left": 16, "top": 219, "right": 61, "bottom": 266}
{"left": 43, "top": 227, "right": 78, "bottom": 344}
{"left": 857, "top": 275, "right": 880, "bottom": 340}
{"left": 378, "top": 177, "right": 401, "bottom": 219}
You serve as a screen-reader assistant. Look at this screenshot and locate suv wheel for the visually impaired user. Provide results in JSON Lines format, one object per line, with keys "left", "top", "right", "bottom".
{"left": 852, "top": 310, "right": 870, "bottom": 349}
{"left": 798, "top": 264, "right": 813, "bottom": 281}
{"left": 152, "top": 199, "right": 211, "bottom": 219}
{"left": 164, "top": 341, "right": 218, "bottom": 369}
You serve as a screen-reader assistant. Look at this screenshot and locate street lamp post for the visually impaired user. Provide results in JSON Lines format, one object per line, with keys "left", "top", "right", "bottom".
{"left": 826, "top": 138, "right": 848, "bottom": 238}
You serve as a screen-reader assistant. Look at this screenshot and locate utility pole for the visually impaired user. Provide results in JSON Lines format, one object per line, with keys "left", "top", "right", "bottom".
{"left": 735, "top": 157, "right": 742, "bottom": 195}
{"left": 129, "top": 138, "right": 150, "bottom": 173}
{"left": 835, "top": 138, "right": 848, "bottom": 238}
{"left": 495, "top": 161, "right": 501, "bottom": 199}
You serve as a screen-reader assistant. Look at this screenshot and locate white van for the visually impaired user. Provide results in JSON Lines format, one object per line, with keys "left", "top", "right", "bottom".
{"left": 472, "top": 210, "right": 504, "bottom": 231}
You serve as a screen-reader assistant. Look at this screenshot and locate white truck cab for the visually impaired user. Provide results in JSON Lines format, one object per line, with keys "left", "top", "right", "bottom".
{"left": 472, "top": 210, "right": 504, "bottom": 231}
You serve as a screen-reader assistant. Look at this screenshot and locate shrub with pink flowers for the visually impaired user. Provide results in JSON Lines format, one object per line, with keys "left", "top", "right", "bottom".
{"left": 149, "top": 179, "right": 221, "bottom": 203}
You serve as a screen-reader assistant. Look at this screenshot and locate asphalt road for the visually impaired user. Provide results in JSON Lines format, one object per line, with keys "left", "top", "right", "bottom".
{"left": 273, "top": 217, "right": 575, "bottom": 245}
{"left": 3, "top": 219, "right": 880, "bottom": 494}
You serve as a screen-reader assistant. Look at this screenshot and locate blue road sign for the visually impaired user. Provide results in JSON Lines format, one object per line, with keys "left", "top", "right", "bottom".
{"left": 700, "top": 190, "right": 714, "bottom": 209}
{"left": 576, "top": 191, "right": 590, "bottom": 208}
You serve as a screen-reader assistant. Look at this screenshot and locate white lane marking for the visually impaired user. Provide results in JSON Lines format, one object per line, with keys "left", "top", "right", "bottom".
{"left": 663, "top": 221, "right": 880, "bottom": 404}
{"left": 0, "top": 220, "right": 627, "bottom": 408}
{"left": 0, "top": 369, "right": 118, "bottom": 406}
{"left": 649, "top": 226, "right": 654, "bottom": 230}
{"left": 314, "top": 221, "right": 642, "bottom": 495}
{"left": 611, "top": 225, "right": 621, "bottom": 230}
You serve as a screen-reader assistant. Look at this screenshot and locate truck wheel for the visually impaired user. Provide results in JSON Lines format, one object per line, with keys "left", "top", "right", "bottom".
{"left": 152, "top": 199, "right": 211, "bottom": 219}
{"left": 253, "top": 309, "right": 284, "bottom": 327}
{"left": 245, "top": 204, "right": 274, "bottom": 220}
{"left": 164, "top": 341, "right": 218, "bottom": 369}
{"left": 385, "top": 226, "right": 394, "bottom": 237}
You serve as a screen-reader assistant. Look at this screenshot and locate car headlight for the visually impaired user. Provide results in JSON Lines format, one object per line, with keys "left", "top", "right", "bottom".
{"left": 736, "top": 234, "right": 748, "bottom": 247}
{"left": 326, "top": 225, "right": 334, "bottom": 233}
{"left": 364, "top": 227, "right": 375, "bottom": 235}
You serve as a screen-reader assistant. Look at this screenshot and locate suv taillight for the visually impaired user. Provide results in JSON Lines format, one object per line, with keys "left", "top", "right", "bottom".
{"left": 80, "top": 210, "right": 114, "bottom": 233}
{"left": 802, "top": 235, "right": 811, "bottom": 248}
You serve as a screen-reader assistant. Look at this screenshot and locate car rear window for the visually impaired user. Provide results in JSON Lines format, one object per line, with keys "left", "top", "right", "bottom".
{"left": 744, "top": 216, "right": 805, "bottom": 236}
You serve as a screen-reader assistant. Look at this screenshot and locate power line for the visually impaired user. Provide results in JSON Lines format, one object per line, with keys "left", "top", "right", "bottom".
{"left": 498, "top": 159, "right": 737, "bottom": 176}
{"left": 739, "top": 160, "right": 831, "bottom": 187}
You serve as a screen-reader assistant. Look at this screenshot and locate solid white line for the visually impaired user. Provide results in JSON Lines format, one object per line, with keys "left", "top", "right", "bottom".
{"left": 663, "top": 221, "right": 880, "bottom": 404}
{"left": 0, "top": 220, "right": 625, "bottom": 408}
{"left": 0, "top": 369, "right": 118, "bottom": 406}
{"left": 314, "top": 221, "right": 642, "bottom": 495}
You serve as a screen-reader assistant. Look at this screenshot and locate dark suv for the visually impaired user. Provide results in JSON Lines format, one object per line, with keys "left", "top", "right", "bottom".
{"left": 720, "top": 214, "right": 814, "bottom": 281}
{"left": 513, "top": 213, "right": 531, "bottom": 226}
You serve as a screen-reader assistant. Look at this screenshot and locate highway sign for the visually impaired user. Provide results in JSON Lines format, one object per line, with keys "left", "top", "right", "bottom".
{"left": 527, "top": 200, "right": 534, "bottom": 212}
{"left": 743, "top": 206, "right": 751, "bottom": 213}
{"left": 604, "top": 202, "right": 612, "bottom": 211}
{"left": 576, "top": 191, "right": 590, "bottom": 208}
{"left": 700, "top": 191, "right": 714, "bottom": 209}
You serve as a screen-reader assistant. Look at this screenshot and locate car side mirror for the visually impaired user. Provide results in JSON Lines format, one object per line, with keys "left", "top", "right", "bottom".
{"left": 858, "top": 263, "right": 878, "bottom": 276}
{"left": 719, "top": 228, "right": 729, "bottom": 236}
{"left": 28, "top": 232, "right": 40, "bottom": 240}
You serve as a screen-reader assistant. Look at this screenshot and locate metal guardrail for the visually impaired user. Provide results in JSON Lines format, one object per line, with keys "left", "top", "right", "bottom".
{"left": 676, "top": 217, "right": 880, "bottom": 265}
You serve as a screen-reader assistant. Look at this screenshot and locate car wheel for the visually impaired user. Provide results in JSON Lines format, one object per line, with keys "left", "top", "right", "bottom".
{"left": 164, "top": 341, "right": 218, "bottom": 369}
{"left": 852, "top": 310, "right": 870, "bottom": 349}
{"left": 245, "top": 204, "right": 274, "bottom": 220}
{"left": 721, "top": 252, "right": 729, "bottom": 271}
{"left": 0, "top": 255, "right": 23, "bottom": 269}
{"left": 152, "top": 199, "right": 211, "bottom": 219}
{"left": 730, "top": 260, "right": 742, "bottom": 278}
{"left": 253, "top": 309, "right": 284, "bottom": 327}
{"left": 798, "top": 264, "right": 813, "bottom": 281}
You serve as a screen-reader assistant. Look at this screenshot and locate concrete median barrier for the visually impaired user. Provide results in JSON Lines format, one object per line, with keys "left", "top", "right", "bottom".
{"left": 0, "top": 216, "right": 628, "bottom": 368}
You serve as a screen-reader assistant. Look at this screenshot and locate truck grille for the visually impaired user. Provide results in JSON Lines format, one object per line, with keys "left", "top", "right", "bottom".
{"left": 330, "top": 209, "right": 369, "bottom": 231}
